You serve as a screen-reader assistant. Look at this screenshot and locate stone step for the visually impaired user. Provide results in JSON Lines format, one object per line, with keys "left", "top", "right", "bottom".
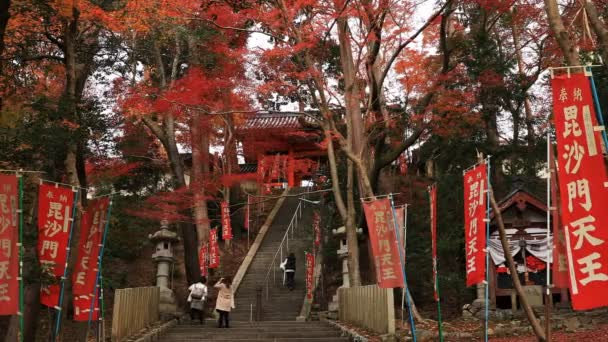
{"left": 161, "top": 338, "right": 348, "bottom": 342}
{"left": 162, "top": 332, "right": 341, "bottom": 339}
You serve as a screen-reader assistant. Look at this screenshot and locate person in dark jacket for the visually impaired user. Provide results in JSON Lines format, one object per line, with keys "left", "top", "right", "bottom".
{"left": 281, "top": 253, "right": 296, "bottom": 290}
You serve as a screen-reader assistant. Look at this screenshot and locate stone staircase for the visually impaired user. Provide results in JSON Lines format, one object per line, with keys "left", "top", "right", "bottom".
{"left": 159, "top": 321, "right": 349, "bottom": 341}
{"left": 231, "top": 188, "right": 313, "bottom": 321}
{"left": 158, "top": 188, "right": 348, "bottom": 341}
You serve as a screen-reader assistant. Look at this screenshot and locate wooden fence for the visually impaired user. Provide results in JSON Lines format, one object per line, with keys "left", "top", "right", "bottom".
{"left": 338, "top": 285, "right": 395, "bottom": 335}
{"left": 111, "top": 286, "right": 160, "bottom": 341}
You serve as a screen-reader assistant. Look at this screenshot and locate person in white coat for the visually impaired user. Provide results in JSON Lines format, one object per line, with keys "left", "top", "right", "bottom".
{"left": 214, "top": 277, "right": 235, "bottom": 328}
{"left": 187, "top": 276, "right": 208, "bottom": 324}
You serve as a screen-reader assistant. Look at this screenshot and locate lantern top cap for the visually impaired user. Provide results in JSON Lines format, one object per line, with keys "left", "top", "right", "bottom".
{"left": 149, "top": 227, "right": 180, "bottom": 243}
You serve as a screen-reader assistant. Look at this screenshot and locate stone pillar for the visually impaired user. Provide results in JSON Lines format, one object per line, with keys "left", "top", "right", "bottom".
{"left": 149, "top": 220, "right": 180, "bottom": 317}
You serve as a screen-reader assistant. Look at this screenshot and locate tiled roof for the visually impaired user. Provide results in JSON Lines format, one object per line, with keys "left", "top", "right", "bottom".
{"left": 238, "top": 164, "right": 257, "bottom": 173}
{"left": 237, "top": 112, "right": 317, "bottom": 131}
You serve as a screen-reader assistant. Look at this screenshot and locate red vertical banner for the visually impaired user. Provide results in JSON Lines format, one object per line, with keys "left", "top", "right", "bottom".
{"left": 429, "top": 185, "right": 438, "bottom": 301}
{"left": 0, "top": 174, "right": 19, "bottom": 315}
{"left": 199, "top": 244, "right": 208, "bottom": 277}
{"left": 209, "top": 228, "right": 219, "bottom": 269}
{"left": 73, "top": 198, "right": 109, "bottom": 296}
{"left": 244, "top": 196, "right": 250, "bottom": 231}
{"left": 550, "top": 142, "right": 569, "bottom": 289}
{"left": 551, "top": 72, "right": 608, "bottom": 310}
{"left": 38, "top": 183, "right": 75, "bottom": 307}
{"left": 362, "top": 198, "right": 404, "bottom": 288}
{"left": 73, "top": 289, "right": 99, "bottom": 322}
{"left": 394, "top": 206, "right": 406, "bottom": 263}
{"left": 221, "top": 201, "right": 232, "bottom": 240}
{"left": 313, "top": 211, "right": 321, "bottom": 247}
{"left": 463, "top": 163, "right": 487, "bottom": 287}
{"left": 305, "top": 252, "right": 314, "bottom": 299}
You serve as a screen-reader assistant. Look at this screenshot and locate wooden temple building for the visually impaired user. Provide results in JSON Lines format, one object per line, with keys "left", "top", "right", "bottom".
{"left": 488, "top": 188, "right": 568, "bottom": 309}
{"left": 235, "top": 112, "right": 326, "bottom": 189}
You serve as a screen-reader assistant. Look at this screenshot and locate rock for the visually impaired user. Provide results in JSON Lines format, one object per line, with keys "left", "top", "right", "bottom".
{"left": 326, "top": 311, "right": 338, "bottom": 320}
{"left": 462, "top": 304, "right": 471, "bottom": 311}
{"left": 462, "top": 310, "right": 473, "bottom": 318}
{"left": 471, "top": 299, "right": 485, "bottom": 312}
{"left": 563, "top": 317, "right": 580, "bottom": 332}
{"left": 487, "top": 328, "right": 495, "bottom": 336}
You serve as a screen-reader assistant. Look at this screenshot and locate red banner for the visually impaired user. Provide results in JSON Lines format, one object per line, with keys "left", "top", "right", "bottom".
{"left": 0, "top": 174, "right": 19, "bottom": 315}
{"left": 550, "top": 142, "right": 569, "bottom": 289}
{"left": 38, "top": 183, "right": 75, "bottom": 307}
{"left": 305, "top": 252, "right": 314, "bottom": 299}
{"left": 362, "top": 198, "right": 404, "bottom": 288}
{"left": 551, "top": 73, "right": 608, "bottom": 310}
{"left": 73, "top": 289, "right": 99, "bottom": 321}
{"left": 221, "top": 201, "right": 232, "bottom": 240}
{"left": 394, "top": 206, "right": 406, "bottom": 262}
{"left": 313, "top": 211, "right": 321, "bottom": 247}
{"left": 244, "top": 196, "right": 250, "bottom": 231}
{"left": 73, "top": 198, "right": 109, "bottom": 296}
{"left": 463, "top": 163, "right": 487, "bottom": 287}
{"left": 199, "top": 244, "right": 208, "bottom": 277}
{"left": 209, "top": 228, "right": 219, "bottom": 269}
{"left": 430, "top": 185, "right": 438, "bottom": 301}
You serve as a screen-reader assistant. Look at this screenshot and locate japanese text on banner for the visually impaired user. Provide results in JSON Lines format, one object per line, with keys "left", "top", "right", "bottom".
{"left": 73, "top": 289, "right": 99, "bottom": 322}
{"left": 463, "top": 164, "right": 487, "bottom": 287}
{"left": 37, "top": 183, "right": 75, "bottom": 308}
{"left": 199, "top": 244, "right": 208, "bottom": 277}
{"left": 306, "top": 252, "right": 314, "bottom": 299}
{"left": 73, "top": 198, "right": 109, "bottom": 296}
{"left": 221, "top": 201, "right": 232, "bottom": 240}
{"left": 551, "top": 73, "right": 608, "bottom": 310}
{"left": 362, "top": 198, "right": 404, "bottom": 288}
{"left": 0, "top": 174, "right": 19, "bottom": 315}
{"left": 209, "top": 228, "right": 220, "bottom": 269}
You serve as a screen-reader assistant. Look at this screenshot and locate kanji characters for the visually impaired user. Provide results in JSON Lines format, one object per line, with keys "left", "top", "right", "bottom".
{"left": 578, "top": 252, "right": 608, "bottom": 286}
{"left": 570, "top": 215, "right": 604, "bottom": 249}
{"left": 563, "top": 140, "right": 585, "bottom": 174}
{"left": 563, "top": 105, "right": 582, "bottom": 138}
{"left": 567, "top": 178, "right": 591, "bottom": 213}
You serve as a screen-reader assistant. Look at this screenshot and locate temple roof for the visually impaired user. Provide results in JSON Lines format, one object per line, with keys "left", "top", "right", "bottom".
{"left": 236, "top": 112, "right": 318, "bottom": 132}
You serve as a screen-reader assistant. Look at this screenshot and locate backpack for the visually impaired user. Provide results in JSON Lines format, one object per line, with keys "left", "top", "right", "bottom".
{"left": 191, "top": 284, "right": 205, "bottom": 300}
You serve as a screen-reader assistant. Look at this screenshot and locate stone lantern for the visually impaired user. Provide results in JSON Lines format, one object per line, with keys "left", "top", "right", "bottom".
{"left": 149, "top": 219, "right": 180, "bottom": 316}
{"left": 328, "top": 226, "right": 362, "bottom": 312}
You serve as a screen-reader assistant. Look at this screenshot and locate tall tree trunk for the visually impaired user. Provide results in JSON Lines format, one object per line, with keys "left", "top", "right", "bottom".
{"left": 489, "top": 187, "right": 546, "bottom": 341}
{"left": 544, "top": 0, "right": 580, "bottom": 66}
{"left": 0, "top": 0, "right": 10, "bottom": 79}
{"left": 191, "top": 113, "right": 210, "bottom": 248}
{"left": 583, "top": 0, "right": 608, "bottom": 67}
{"left": 511, "top": 7, "right": 536, "bottom": 147}
{"left": 346, "top": 160, "right": 361, "bottom": 286}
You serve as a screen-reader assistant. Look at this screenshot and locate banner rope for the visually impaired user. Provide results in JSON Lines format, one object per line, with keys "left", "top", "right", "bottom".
{"left": 389, "top": 194, "right": 416, "bottom": 342}
{"left": 428, "top": 185, "right": 444, "bottom": 342}
{"left": 53, "top": 189, "right": 80, "bottom": 341}
{"left": 484, "top": 156, "right": 491, "bottom": 342}
{"left": 88, "top": 198, "right": 113, "bottom": 335}
{"left": 18, "top": 174, "right": 24, "bottom": 342}
{"left": 588, "top": 70, "right": 608, "bottom": 149}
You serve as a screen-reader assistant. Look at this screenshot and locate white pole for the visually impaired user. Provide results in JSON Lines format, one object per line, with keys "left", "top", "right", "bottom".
{"left": 546, "top": 132, "right": 552, "bottom": 292}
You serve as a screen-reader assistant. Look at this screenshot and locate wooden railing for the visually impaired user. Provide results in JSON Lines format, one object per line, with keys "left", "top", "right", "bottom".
{"left": 338, "top": 285, "right": 395, "bottom": 335}
{"left": 111, "top": 286, "right": 160, "bottom": 341}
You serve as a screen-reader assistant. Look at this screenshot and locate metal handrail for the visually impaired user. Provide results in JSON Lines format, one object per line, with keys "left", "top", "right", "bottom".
{"left": 262, "top": 199, "right": 303, "bottom": 299}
